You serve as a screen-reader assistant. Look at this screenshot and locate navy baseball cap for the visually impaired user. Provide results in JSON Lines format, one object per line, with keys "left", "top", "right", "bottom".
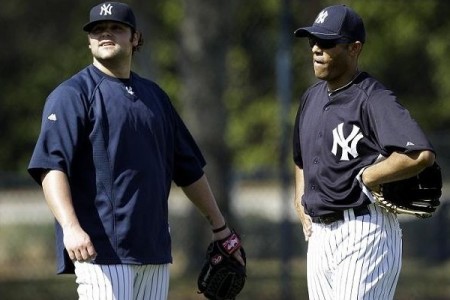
{"left": 83, "top": 2, "right": 136, "bottom": 32}
{"left": 294, "top": 5, "right": 365, "bottom": 43}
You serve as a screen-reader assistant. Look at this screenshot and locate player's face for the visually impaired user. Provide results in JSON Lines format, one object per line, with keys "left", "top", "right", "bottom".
{"left": 88, "top": 21, "right": 138, "bottom": 63}
{"left": 309, "top": 38, "right": 357, "bottom": 89}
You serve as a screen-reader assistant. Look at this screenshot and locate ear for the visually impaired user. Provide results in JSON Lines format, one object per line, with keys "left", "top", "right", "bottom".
{"left": 87, "top": 36, "right": 92, "bottom": 49}
{"left": 132, "top": 31, "right": 140, "bottom": 47}
{"left": 349, "top": 41, "right": 363, "bottom": 57}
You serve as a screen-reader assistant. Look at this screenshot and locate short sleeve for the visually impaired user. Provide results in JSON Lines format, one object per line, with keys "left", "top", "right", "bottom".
{"left": 293, "top": 106, "right": 303, "bottom": 167}
{"left": 293, "top": 91, "right": 311, "bottom": 168}
{"left": 28, "top": 85, "right": 89, "bottom": 184}
{"left": 367, "top": 90, "right": 434, "bottom": 155}
{"left": 171, "top": 111, "right": 206, "bottom": 187}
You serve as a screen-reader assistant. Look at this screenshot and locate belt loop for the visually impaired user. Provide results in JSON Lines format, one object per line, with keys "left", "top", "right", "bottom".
{"left": 345, "top": 208, "right": 355, "bottom": 221}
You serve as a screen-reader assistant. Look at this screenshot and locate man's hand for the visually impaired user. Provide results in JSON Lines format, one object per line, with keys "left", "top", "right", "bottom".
{"left": 213, "top": 227, "right": 245, "bottom": 266}
{"left": 198, "top": 229, "right": 246, "bottom": 299}
{"left": 63, "top": 224, "right": 97, "bottom": 262}
{"left": 301, "top": 215, "right": 313, "bottom": 241}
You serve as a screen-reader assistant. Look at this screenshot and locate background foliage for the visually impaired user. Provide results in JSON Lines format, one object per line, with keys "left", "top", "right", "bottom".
{"left": 2, "top": 0, "right": 450, "bottom": 175}
{"left": 1, "top": 0, "right": 450, "bottom": 299}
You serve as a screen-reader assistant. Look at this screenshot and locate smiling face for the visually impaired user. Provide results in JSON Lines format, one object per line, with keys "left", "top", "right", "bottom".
{"left": 88, "top": 21, "right": 139, "bottom": 77}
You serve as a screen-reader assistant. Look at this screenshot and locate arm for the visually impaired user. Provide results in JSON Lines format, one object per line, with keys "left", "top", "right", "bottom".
{"left": 294, "top": 165, "right": 312, "bottom": 241}
{"left": 182, "top": 174, "right": 229, "bottom": 239}
{"left": 182, "top": 174, "right": 245, "bottom": 265}
{"left": 41, "top": 170, "right": 97, "bottom": 262}
{"left": 362, "top": 150, "right": 435, "bottom": 191}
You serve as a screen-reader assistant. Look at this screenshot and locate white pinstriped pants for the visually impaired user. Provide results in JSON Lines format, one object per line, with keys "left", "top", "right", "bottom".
{"left": 74, "top": 262, "right": 170, "bottom": 300}
{"left": 307, "top": 204, "right": 402, "bottom": 300}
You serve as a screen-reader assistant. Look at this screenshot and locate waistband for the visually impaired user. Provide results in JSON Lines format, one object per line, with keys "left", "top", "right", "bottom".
{"left": 310, "top": 206, "right": 370, "bottom": 225}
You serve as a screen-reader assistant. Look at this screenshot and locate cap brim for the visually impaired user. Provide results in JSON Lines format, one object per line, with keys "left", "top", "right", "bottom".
{"left": 83, "top": 21, "right": 98, "bottom": 32}
{"left": 294, "top": 26, "right": 342, "bottom": 40}
{"left": 83, "top": 20, "right": 135, "bottom": 32}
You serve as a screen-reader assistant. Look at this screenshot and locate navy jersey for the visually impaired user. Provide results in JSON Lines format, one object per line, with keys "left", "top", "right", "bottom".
{"left": 293, "top": 72, "right": 434, "bottom": 217}
{"left": 28, "top": 65, "right": 206, "bottom": 273}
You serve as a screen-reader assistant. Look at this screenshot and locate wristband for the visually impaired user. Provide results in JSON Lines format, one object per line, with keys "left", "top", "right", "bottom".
{"left": 212, "top": 223, "right": 227, "bottom": 233}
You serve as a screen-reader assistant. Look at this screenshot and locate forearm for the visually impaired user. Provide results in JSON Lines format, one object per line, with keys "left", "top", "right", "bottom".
{"left": 41, "top": 170, "right": 97, "bottom": 261}
{"left": 183, "top": 174, "right": 245, "bottom": 266}
{"left": 362, "top": 150, "right": 435, "bottom": 189}
{"left": 182, "top": 174, "right": 226, "bottom": 230}
{"left": 41, "top": 169, "right": 80, "bottom": 229}
{"left": 294, "top": 165, "right": 312, "bottom": 241}
{"left": 294, "top": 165, "right": 307, "bottom": 220}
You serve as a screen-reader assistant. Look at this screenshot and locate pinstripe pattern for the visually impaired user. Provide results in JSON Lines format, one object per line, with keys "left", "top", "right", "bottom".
{"left": 74, "top": 262, "right": 170, "bottom": 300}
{"left": 307, "top": 204, "right": 402, "bottom": 300}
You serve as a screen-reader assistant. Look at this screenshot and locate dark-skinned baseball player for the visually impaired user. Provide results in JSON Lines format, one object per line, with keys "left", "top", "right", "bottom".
{"left": 292, "top": 5, "right": 435, "bottom": 300}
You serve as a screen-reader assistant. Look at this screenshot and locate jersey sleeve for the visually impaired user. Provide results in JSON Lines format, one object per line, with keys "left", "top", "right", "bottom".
{"left": 366, "top": 90, "right": 434, "bottom": 155}
{"left": 293, "top": 105, "right": 303, "bottom": 168}
{"left": 171, "top": 107, "right": 206, "bottom": 187}
{"left": 28, "top": 84, "right": 89, "bottom": 184}
{"left": 293, "top": 91, "right": 311, "bottom": 168}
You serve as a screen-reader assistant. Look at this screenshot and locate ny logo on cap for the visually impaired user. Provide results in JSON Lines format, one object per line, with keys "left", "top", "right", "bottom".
{"left": 315, "top": 10, "right": 328, "bottom": 24}
{"left": 100, "top": 3, "right": 113, "bottom": 16}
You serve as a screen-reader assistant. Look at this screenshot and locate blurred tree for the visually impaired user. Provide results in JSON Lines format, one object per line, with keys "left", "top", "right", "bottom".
{"left": 350, "top": 0, "right": 440, "bottom": 130}
{"left": 178, "top": 0, "right": 235, "bottom": 271}
{"left": 0, "top": 0, "right": 90, "bottom": 173}
{"left": 1, "top": 0, "right": 450, "bottom": 177}
{"left": 225, "top": 0, "right": 282, "bottom": 175}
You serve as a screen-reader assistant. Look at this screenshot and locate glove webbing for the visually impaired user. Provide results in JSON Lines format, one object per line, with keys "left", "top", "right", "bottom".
{"left": 372, "top": 191, "right": 433, "bottom": 218}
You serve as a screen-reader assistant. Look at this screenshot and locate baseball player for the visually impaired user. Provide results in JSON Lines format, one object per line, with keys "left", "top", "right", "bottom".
{"left": 28, "top": 2, "right": 243, "bottom": 299}
{"left": 292, "top": 5, "right": 435, "bottom": 300}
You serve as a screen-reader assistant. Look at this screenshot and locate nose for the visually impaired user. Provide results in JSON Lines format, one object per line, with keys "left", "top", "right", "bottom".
{"left": 311, "top": 44, "right": 321, "bottom": 53}
{"left": 100, "top": 28, "right": 113, "bottom": 36}
{"left": 89, "top": 24, "right": 115, "bottom": 37}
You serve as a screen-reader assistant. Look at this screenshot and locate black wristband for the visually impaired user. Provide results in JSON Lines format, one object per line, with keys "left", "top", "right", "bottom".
{"left": 212, "top": 223, "right": 227, "bottom": 233}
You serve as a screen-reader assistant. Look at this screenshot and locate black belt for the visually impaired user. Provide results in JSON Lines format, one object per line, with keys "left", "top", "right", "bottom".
{"left": 311, "top": 206, "right": 370, "bottom": 225}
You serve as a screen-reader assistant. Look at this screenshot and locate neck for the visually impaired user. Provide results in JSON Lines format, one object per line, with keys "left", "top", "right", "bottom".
{"left": 328, "top": 69, "right": 360, "bottom": 93}
{"left": 93, "top": 58, "right": 131, "bottom": 79}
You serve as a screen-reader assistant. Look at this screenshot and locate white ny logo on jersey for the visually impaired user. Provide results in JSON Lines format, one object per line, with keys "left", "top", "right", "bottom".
{"left": 100, "top": 3, "right": 113, "bottom": 16}
{"left": 331, "top": 123, "right": 364, "bottom": 161}
{"left": 315, "top": 10, "right": 328, "bottom": 24}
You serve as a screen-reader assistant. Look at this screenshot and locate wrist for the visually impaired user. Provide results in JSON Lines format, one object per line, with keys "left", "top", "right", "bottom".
{"left": 212, "top": 223, "right": 232, "bottom": 241}
{"left": 212, "top": 223, "right": 227, "bottom": 233}
{"left": 362, "top": 169, "right": 381, "bottom": 192}
{"left": 60, "top": 218, "right": 81, "bottom": 231}
{"left": 213, "top": 228, "right": 232, "bottom": 241}
{"left": 361, "top": 168, "right": 372, "bottom": 187}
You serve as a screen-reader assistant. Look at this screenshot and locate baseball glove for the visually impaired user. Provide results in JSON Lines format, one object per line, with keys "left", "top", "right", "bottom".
{"left": 197, "top": 231, "right": 246, "bottom": 300}
{"left": 372, "top": 162, "right": 442, "bottom": 218}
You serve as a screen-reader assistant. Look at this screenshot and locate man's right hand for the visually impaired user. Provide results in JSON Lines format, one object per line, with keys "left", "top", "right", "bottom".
{"left": 63, "top": 225, "right": 97, "bottom": 262}
{"left": 301, "top": 215, "right": 313, "bottom": 241}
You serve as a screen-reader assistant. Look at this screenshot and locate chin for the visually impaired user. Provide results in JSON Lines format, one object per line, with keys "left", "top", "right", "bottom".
{"left": 314, "top": 72, "right": 329, "bottom": 81}
{"left": 313, "top": 67, "right": 328, "bottom": 79}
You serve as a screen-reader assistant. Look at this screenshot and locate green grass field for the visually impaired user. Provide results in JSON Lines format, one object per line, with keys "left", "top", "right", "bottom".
{"left": 0, "top": 259, "right": 449, "bottom": 300}
{"left": 1, "top": 218, "right": 449, "bottom": 299}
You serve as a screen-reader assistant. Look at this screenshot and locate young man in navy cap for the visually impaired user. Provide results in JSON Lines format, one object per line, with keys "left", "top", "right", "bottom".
{"left": 28, "top": 2, "right": 244, "bottom": 299}
{"left": 292, "top": 5, "right": 435, "bottom": 300}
